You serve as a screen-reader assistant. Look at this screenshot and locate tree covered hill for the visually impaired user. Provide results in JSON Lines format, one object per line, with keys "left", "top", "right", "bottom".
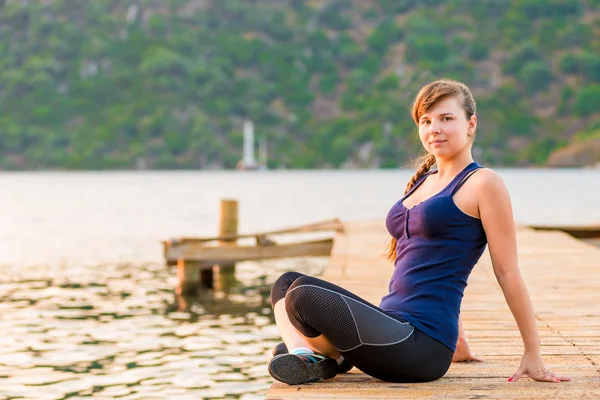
{"left": 1, "top": 0, "right": 600, "bottom": 170}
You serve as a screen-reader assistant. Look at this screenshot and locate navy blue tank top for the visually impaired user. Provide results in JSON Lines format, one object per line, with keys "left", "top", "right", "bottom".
{"left": 380, "top": 162, "right": 487, "bottom": 351}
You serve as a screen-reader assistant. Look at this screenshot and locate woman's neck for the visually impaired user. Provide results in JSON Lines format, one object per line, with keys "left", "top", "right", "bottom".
{"left": 434, "top": 154, "right": 474, "bottom": 180}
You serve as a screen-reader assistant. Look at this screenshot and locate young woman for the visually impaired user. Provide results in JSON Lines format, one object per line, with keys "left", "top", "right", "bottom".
{"left": 267, "top": 79, "right": 571, "bottom": 385}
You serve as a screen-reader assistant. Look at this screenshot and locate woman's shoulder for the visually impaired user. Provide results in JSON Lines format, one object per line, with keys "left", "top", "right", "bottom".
{"left": 471, "top": 167, "right": 510, "bottom": 200}
{"left": 472, "top": 167, "right": 504, "bottom": 184}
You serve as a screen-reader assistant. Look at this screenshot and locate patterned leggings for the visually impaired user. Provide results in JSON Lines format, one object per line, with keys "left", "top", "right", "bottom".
{"left": 270, "top": 271, "right": 453, "bottom": 383}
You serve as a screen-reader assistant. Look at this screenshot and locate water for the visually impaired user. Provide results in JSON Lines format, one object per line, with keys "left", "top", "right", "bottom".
{"left": 1, "top": 169, "right": 598, "bottom": 399}
{"left": 0, "top": 257, "right": 324, "bottom": 399}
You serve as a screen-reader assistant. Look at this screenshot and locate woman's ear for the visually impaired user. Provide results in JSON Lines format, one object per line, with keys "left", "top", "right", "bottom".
{"left": 468, "top": 115, "right": 477, "bottom": 136}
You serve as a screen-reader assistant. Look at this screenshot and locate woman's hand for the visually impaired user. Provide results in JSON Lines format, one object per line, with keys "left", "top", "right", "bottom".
{"left": 508, "top": 352, "right": 571, "bottom": 382}
{"left": 452, "top": 337, "right": 483, "bottom": 362}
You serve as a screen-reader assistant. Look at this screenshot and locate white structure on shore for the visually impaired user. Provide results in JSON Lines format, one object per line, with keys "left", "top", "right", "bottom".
{"left": 237, "top": 120, "right": 268, "bottom": 170}
{"left": 242, "top": 120, "right": 256, "bottom": 169}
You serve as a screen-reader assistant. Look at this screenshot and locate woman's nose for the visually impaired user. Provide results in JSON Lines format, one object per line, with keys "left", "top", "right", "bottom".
{"left": 430, "top": 122, "right": 442, "bottom": 134}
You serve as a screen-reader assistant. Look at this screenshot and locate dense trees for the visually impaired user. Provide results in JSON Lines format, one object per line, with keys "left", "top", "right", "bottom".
{"left": 0, "top": 0, "right": 598, "bottom": 169}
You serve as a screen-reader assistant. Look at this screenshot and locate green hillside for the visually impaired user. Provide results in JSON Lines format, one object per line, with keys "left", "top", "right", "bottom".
{"left": 1, "top": 0, "right": 600, "bottom": 169}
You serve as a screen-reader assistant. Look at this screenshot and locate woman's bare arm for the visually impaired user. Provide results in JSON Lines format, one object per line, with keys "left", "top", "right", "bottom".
{"left": 476, "top": 169, "right": 570, "bottom": 382}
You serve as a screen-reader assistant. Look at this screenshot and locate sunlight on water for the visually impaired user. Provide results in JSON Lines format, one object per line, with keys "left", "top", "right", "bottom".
{"left": 0, "top": 257, "right": 327, "bottom": 399}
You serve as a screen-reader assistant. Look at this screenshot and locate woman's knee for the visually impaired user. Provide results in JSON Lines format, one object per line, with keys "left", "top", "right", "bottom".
{"left": 283, "top": 275, "right": 324, "bottom": 316}
{"left": 284, "top": 276, "right": 360, "bottom": 344}
{"left": 283, "top": 276, "right": 325, "bottom": 338}
{"left": 269, "top": 271, "right": 306, "bottom": 307}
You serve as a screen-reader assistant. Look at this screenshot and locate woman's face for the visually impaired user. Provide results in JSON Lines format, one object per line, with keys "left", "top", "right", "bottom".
{"left": 417, "top": 96, "right": 476, "bottom": 159}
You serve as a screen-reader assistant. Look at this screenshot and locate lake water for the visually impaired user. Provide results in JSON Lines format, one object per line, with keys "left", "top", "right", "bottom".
{"left": 1, "top": 169, "right": 599, "bottom": 399}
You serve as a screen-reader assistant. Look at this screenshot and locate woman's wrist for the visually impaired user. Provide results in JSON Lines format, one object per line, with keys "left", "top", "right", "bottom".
{"left": 523, "top": 336, "right": 541, "bottom": 353}
{"left": 523, "top": 345, "right": 541, "bottom": 357}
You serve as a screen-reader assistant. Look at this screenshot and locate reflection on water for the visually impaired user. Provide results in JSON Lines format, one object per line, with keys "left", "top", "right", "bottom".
{"left": 0, "top": 257, "right": 327, "bottom": 399}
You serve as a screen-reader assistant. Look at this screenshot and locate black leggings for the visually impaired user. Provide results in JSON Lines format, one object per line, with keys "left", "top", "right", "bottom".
{"left": 270, "top": 272, "right": 453, "bottom": 383}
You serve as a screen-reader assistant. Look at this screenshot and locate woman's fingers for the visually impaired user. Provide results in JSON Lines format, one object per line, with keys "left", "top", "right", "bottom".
{"left": 507, "top": 370, "right": 524, "bottom": 382}
{"left": 536, "top": 371, "right": 561, "bottom": 383}
{"left": 528, "top": 367, "right": 553, "bottom": 382}
{"left": 453, "top": 353, "right": 483, "bottom": 362}
{"left": 521, "top": 368, "right": 571, "bottom": 383}
{"left": 543, "top": 371, "right": 571, "bottom": 382}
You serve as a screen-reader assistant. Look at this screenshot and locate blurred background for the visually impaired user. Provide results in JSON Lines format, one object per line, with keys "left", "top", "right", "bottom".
{"left": 1, "top": 0, "right": 600, "bottom": 170}
{"left": 1, "top": 0, "right": 599, "bottom": 399}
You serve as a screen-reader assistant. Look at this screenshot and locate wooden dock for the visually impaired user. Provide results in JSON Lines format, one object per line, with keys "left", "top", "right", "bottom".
{"left": 529, "top": 224, "right": 600, "bottom": 239}
{"left": 162, "top": 198, "right": 343, "bottom": 294}
{"left": 266, "top": 220, "right": 600, "bottom": 399}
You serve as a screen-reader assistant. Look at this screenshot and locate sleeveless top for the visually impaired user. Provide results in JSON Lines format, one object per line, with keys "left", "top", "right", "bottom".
{"left": 380, "top": 161, "right": 487, "bottom": 352}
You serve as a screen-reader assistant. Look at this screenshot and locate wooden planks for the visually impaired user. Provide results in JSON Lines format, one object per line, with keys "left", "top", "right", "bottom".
{"left": 528, "top": 224, "right": 600, "bottom": 239}
{"left": 266, "top": 221, "right": 600, "bottom": 399}
{"left": 165, "top": 238, "right": 334, "bottom": 266}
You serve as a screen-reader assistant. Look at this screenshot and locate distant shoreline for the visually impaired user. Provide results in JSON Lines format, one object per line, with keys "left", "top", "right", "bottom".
{"left": 0, "top": 165, "right": 599, "bottom": 172}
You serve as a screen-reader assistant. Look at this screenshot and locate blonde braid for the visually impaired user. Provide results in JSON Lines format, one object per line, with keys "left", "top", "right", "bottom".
{"left": 384, "top": 153, "right": 436, "bottom": 261}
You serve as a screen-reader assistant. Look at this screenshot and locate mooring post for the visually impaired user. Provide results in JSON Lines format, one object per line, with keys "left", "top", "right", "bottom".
{"left": 176, "top": 259, "right": 203, "bottom": 295}
{"left": 175, "top": 199, "right": 239, "bottom": 294}
{"left": 213, "top": 266, "right": 240, "bottom": 294}
{"left": 216, "top": 199, "right": 238, "bottom": 277}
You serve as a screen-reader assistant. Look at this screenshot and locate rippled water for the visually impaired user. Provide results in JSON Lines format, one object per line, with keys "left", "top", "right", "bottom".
{"left": 0, "top": 256, "right": 326, "bottom": 399}
{"left": 1, "top": 169, "right": 599, "bottom": 399}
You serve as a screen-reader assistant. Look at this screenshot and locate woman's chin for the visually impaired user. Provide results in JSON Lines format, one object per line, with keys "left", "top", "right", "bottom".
{"left": 429, "top": 148, "right": 449, "bottom": 156}
{"left": 429, "top": 148, "right": 461, "bottom": 161}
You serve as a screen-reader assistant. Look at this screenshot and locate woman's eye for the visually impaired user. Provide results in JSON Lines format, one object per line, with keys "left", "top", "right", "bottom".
{"left": 442, "top": 117, "right": 452, "bottom": 122}
{"left": 421, "top": 120, "right": 430, "bottom": 125}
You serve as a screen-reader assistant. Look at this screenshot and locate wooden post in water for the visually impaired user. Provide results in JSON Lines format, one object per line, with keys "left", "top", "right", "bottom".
{"left": 174, "top": 199, "right": 239, "bottom": 294}
{"left": 214, "top": 199, "right": 239, "bottom": 280}
{"left": 176, "top": 259, "right": 203, "bottom": 295}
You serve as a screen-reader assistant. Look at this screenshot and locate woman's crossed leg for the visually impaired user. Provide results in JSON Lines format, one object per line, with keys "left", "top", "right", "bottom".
{"left": 269, "top": 272, "right": 453, "bottom": 384}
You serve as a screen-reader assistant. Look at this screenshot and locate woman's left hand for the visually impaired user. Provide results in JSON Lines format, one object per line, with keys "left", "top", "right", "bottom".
{"left": 452, "top": 337, "right": 483, "bottom": 362}
{"left": 508, "top": 352, "right": 571, "bottom": 382}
